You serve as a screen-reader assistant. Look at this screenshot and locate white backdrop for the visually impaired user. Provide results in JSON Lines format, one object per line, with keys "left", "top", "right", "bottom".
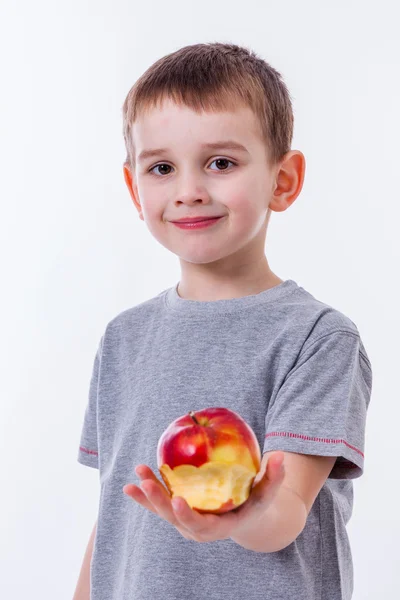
{"left": 1, "top": 1, "right": 399, "bottom": 598}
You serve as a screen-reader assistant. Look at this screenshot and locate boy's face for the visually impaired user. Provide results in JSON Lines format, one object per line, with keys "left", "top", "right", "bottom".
{"left": 124, "top": 98, "right": 299, "bottom": 266}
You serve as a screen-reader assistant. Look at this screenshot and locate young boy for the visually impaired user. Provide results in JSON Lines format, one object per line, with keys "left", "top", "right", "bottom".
{"left": 74, "top": 42, "right": 373, "bottom": 600}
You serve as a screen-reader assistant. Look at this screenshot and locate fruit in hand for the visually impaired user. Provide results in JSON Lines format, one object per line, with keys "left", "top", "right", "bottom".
{"left": 157, "top": 407, "right": 261, "bottom": 514}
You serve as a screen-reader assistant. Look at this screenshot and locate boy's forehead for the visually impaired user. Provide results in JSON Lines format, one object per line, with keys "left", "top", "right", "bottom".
{"left": 131, "top": 100, "right": 262, "bottom": 157}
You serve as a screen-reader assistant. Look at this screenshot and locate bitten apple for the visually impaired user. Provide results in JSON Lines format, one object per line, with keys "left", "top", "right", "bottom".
{"left": 157, "top": 407, "right": 262, "bottom": 514}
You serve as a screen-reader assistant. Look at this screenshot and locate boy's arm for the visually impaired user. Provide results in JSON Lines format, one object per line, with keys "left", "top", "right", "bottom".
{"left": 230, "top": 452, "right": 336, "bottom": 553}
{"left": 73, "top": 520, "right": 97, "bottom": 600}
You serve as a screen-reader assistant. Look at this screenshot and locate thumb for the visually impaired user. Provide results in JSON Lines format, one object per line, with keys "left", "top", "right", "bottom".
{"left": 252, "top": 451, "right": 285, "bottom": 491}
{"left": 266, "top": 451, "right": 285, "bottom": 480}
{"left": 265, "top": 450, "right": 285, "bottom": 479}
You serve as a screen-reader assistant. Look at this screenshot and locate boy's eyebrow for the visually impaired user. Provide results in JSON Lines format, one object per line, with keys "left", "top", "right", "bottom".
{"left": 137, "top": 140, "right": 250, "bottom": 162}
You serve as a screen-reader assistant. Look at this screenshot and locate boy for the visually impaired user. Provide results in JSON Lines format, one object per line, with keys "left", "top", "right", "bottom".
{"left": 74, "top": 42, "right": 372, "bottom": 600}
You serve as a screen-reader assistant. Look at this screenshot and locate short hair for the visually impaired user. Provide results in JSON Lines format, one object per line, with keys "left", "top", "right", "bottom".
{"left": 122, "top": 42, "right": 294, "bottom": 170}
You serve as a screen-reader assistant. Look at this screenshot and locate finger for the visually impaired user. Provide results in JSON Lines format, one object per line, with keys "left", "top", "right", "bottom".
{"left": 135, "top": 465, "right": 158, "bottom": 481}
{"left": 141, "top": 485, "right": 197, "bottom": 540}
{"left": 249, "top": 453, "right": 285, "bottom": 505}
{"left": 135, "top": 467, "right": 228, "bottom": 541}
{"left": 123, "top": 482, "right": 197, "bottom": 540}
{"left": 265, "top": 452, "right": 285, "bottom": 482}
{"left": 122, "top": 484, "right": 158, "bottom": 515}
{"left": 171, "top": 496, "right": 219, "bottom": 539}
{"left": 135, "top": 466, "right": 170, "bottom": 496}
{"left": 251, "top": 451, "right": 283, "bottom": 488}
{"left": 141, "top": 480, "right": 182, "bottom": 528}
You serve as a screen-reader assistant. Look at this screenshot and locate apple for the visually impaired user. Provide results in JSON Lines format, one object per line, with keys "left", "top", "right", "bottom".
{"left": 157, "top": 407, "right": 262, "bottom": 514}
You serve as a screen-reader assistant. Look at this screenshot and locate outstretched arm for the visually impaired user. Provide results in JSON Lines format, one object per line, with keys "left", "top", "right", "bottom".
{"left": 230, "top": 451, "right": 336, "bottom": 553}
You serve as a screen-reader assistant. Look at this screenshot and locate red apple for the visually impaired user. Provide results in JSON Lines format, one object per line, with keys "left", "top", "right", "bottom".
{"left": 157, "top": 407, "right": 262, "bottom": 514}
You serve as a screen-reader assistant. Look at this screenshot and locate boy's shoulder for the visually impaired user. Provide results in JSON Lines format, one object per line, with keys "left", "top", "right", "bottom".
{"left": 287, "top": 283, "right": 363, "bottom": 346}
{"left": 297, "top": 292, "right": 360, "bottom": 336}
{"left": 285, "top": 285, "right": 371, "bottom": 367}
{"left": 275, "top": 281, "right": 361, "bottom": 337}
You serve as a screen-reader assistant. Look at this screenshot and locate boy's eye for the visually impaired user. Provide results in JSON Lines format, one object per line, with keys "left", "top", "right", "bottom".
{"left": 148, "top": 158, "right": 236, "bottom": 176}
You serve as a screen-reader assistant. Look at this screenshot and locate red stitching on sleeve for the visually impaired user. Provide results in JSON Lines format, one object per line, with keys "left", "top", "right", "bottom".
{"left": 80, "top": 446, "right": 99, "bottom": 456}
{"left": 264, "top": 432, "right": 364, "bottom": 458}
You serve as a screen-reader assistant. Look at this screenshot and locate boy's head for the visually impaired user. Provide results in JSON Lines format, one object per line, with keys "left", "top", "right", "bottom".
{"left": 122, "top": 42, "right": 304, "bottom": 269}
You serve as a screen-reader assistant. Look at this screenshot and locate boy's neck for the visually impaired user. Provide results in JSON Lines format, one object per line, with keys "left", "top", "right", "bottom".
{"left": 176, "top": 259, "right": 284, "bottom": 302}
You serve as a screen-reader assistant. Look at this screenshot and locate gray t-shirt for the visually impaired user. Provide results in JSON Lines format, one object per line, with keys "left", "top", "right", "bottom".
{"left": 77, "top": 279, "right": 373, "bottom": 600}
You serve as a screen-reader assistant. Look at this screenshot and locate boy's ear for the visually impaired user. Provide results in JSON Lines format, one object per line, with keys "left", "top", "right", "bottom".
{"left": 268, "top": 150, "right": 306, "bottom": 213}
{"left": 123, "top": 163, "right": 144, "bottom": 220}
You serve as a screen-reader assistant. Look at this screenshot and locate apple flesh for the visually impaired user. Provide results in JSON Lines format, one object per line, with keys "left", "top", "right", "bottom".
{"left": 157, "top": 407, "right": 261, "bottom": 514}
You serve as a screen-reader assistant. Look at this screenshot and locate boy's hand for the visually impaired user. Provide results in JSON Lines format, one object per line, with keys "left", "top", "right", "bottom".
{"left": 122, "top": 451, "right": 285, "bottom": 543}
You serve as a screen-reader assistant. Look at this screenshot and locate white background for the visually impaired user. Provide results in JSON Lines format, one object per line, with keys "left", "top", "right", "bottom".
{"left": 1, "top": 1, "right": 399, "bottom": 598}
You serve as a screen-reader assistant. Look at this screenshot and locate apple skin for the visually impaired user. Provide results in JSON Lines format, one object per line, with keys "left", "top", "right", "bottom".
{"left": 157, "top": 407, "right": 261, "bottom": 514}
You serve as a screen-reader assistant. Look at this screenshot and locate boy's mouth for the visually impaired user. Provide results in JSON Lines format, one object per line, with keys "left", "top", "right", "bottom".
{"left": 171, "top": 215, "right": 225, "bottom": 223}
{"left": 171, "top": 216, "right": 224, "bottom": 230}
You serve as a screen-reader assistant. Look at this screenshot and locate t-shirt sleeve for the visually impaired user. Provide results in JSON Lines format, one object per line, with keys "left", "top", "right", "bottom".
{"left": 77, "top": 336, "right": 103, "bottom": 470}
{"left": 263, "top": 330, "right": 373, "bottom": 479}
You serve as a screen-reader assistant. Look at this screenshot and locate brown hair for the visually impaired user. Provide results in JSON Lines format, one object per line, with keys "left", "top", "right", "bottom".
{"left": 122, "top": 42, "right": 294, "bottom": 170}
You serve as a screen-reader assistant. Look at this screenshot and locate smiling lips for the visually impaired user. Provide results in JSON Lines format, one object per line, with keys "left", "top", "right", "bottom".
{"left": 171, "top": 216, "right": 224, "bottom": 230}
{"left": 171, "top": 215, "right": 225, "bottom": 223}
